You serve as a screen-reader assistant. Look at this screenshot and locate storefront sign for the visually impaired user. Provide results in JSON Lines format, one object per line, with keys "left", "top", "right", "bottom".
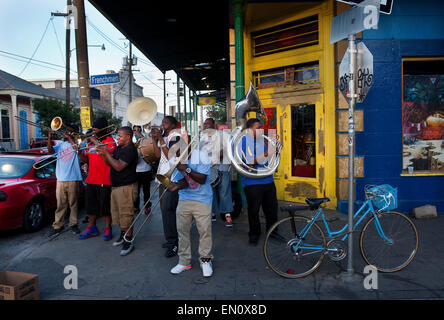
{"left": 80, "top": 106, "right": 92, "bottom": 130}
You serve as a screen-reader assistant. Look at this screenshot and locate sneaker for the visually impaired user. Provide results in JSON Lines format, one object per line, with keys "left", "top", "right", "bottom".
{"left": 113, "top": 231, "right": 125, "bottom": 247}
{"left": 211, "top": 213, "right": 217, "bottom": 222}
{"left": 48, "top": 227, "right": 63, "bottom": 237}
{"left": 70, "top": 225, "right": 81, "bottom": 235}
{"left": 170, "top": 264, "right": 192, "bottom": 275}
{"left": 225, "top": 214, "right": 233, "bottom": 227}
{"left": 200, "top": 258, "right": 213, "bottom": 277}
{"left": 165, "top": 245, "right": 178, "bottom": 258}
{"left": 103, "top": 226, "right": 112, "bottom": 241}
{"left": 82, "top": 216, "right": 89, "bottom": 224}
{"left": 120, "top": 238, "right": 134, "bottom": 256}
{"left": 78, "top": 225, "right": 100, "bottom": 240}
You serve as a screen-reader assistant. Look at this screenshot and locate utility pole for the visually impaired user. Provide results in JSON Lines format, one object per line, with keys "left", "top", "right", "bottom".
{"left": 51, "top": 0, "right": 72, "bottom": 107}
{"left": 128, "top": 42, "right": 132, "bottom": 106}
{"left": 73, "top": 0, "right": 93, "bottom": 130}
{"left": 177, "top": 75, "right": 181, "bottom": 123}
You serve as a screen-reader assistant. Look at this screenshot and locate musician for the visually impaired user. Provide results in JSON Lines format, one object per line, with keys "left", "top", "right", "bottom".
{"left": 132, "top": 125, "right": 152, "bottom": 215}
{"left": 78, "top": 118, "right": 115, "bottom": 241}
{"left": 168, "top": 139, "right": 214, "bottom": 277}
{"left": 47, "top": 125, "right": 83, "bottom": 237}
{"left": 152, "top": 116, "right": 181, "bottom": 258}
{"left": 97, "top": 126, "right": 138, "bottom": 256}
{"left": 202, "top": 118, "right": 233, "bottom": 227}
{"left": 238, "top": 118, "right": 278, "bottom": 246}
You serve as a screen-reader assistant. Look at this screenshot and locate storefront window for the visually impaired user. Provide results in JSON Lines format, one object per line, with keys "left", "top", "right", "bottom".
{"left": 402, "top": 58, "right": 444, "bottom": 174}
{"left": 291, "top": 104, "right": 316, "bottom": 177}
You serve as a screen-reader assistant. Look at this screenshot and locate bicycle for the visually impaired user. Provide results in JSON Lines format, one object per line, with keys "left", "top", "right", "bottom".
{"left": 264, "top": 184, "right": 419, "bottom": 278}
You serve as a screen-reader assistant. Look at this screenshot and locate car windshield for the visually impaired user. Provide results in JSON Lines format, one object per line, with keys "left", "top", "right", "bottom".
{"left": 0, "top": 157, "right": 35, "bottom": 178}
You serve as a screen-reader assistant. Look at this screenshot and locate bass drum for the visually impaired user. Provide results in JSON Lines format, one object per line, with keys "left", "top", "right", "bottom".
{"left": 137, "top": 137, "right": 158, "bottom": 164}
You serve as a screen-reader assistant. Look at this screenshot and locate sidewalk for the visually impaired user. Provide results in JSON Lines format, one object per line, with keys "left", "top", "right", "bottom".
{"left": 1, "top": 185, "right": 444, "bottom": 300}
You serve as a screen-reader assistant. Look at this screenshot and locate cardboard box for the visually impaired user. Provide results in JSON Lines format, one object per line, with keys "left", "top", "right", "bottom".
{"left": 0, "top": 271, "right": 39, "bottom": 300}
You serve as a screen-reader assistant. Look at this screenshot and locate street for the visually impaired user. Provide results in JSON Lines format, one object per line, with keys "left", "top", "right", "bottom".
{"left": 1, "top": 184, "right": 444, "bottom": 301}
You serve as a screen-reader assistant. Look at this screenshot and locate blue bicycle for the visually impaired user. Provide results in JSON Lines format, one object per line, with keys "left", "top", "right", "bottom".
{"left": 264, "top": 185, "right": 419, "bottom": 278}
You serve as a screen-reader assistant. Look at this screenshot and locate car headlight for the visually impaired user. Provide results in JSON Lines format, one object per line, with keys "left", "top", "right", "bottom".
{"left": 0, "top": 190, "right": 7, "bottom": 202}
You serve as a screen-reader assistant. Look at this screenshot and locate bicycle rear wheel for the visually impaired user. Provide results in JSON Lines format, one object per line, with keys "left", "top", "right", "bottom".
{"left": 360, "top": 211, "right": 419, "bottom": 272}
{"left": 264, "top": 215, "right": 326, "bottom": 278}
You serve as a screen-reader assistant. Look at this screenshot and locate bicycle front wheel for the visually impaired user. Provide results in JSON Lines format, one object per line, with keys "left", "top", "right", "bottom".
{"left": 264, "top": 215, "right": 326, "bottom": 278}
{"left": 360, "top": 211, "right": 419, "bottom": 272}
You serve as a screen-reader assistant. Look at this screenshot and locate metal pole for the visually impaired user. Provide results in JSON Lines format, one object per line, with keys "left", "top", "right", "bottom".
{"left": 66, "top": 0, "right": 71, "bottom": 106}
{"left": 193, "top": 91, "right": 197, "bottom": 135}
{"left": 163, "top": 72, "right": 166, "bottom": 116}
{"left": 73, "top": 0, "right": 93, "bottom": 128}
{"left": 189, "top": 88, "right": 193, "bottom": 135}
{"left": 128, "top": 42, "right": 132, "bottom": 106}
{"left": 177, "top": 75, "right": 181, "bottom": 123}
{"left": 347, "top": 34, "right": 357, "bottom": 275}
{"left": 184, "top": 83, "right": 187, "bottom": 132}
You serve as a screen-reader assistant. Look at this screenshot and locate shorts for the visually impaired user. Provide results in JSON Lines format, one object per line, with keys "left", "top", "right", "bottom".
{"left": 86, "top": 184, "right": 112, "bottom": 217}
{"left": 111, "top": 183, "right": 138, "bottom": 229}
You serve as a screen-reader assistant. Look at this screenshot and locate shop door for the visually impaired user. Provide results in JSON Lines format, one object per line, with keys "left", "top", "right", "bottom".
{"left": 280, "top": 99, "right": 325, "bottom": 203}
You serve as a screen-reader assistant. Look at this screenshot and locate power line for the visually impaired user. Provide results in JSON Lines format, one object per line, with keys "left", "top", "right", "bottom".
{"left": 0, "top": 53, "right": 67, "bottom": 74}
{"left": 0, "top": 50, "right": 77, "bottom": 74}
{"left": 18, "top": 17, "right": 53, "bottom": 76}
{"left": 50, "top": 18, "right": 65, "bottom": 65}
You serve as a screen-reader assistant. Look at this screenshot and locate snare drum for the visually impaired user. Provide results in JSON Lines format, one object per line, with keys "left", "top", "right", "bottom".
{"left": 209, "top": 166, "right": 221, "bottom": 187}
{"left": 138, "top": 137, "right": 158, "bottom": 164}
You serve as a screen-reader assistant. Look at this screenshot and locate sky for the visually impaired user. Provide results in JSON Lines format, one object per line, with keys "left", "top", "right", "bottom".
{"left": 0, "top": 0, "right": 189, "bottom": 114}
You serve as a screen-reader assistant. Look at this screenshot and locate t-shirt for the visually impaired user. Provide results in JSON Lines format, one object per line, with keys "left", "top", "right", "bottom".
{"left": 132, "top": 135, "right": 152, "bottom": 172}
{"left": 237, "top": 134, "right": 274, "bottom": 188}
{"left": 110, "top": 143, "right": 138, "bottom": 187}
{"left": 84, "top": 136, "right": 115, "bottom": 185}
{"left": 155, "top": 130, "right": 181, "bottom": 183}
{"left": 171, "top": 150, "right": 213, "bottom": 205}
{"left": 53, "top": 141, "right": 82, "bottom": 182}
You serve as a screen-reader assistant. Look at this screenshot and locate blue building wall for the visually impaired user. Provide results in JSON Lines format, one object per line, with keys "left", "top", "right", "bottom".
{"left": 337, "top": 0, "right": 444, "bottom": 214}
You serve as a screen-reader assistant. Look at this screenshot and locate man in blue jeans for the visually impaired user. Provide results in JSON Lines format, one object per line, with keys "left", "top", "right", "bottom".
{"left": 202, "top": 118, "right": 234, "bottom": 227}
{"left": 238, "top": 118, "right": 278, "bottom": 246}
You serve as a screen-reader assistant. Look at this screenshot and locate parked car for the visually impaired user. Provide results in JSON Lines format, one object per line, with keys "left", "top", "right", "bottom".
{"left": 0, "top": 152, "right": 83, "bottom": 232}
{"left": 27, "top": 140, "right": 63, "bottom": 154}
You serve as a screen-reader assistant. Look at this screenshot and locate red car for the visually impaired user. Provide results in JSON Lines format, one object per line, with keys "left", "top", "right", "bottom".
{"left": 26, "top": 140, "right": 63, "bottom": 154}
{"left": 0, "top": 152, "right": 62, "bottom": 231}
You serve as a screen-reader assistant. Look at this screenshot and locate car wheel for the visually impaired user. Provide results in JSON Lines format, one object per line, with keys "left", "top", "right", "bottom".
{"left": 23, "top": 200, "right": 44, "bottom": 232}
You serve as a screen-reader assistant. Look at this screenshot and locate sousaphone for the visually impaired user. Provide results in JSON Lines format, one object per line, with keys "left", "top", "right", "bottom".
{"left": 126, "top": 97, "right": 159, "bottom": 164}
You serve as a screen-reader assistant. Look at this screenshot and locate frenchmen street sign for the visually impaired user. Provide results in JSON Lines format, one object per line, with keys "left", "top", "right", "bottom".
{"left": 90, "top": 73, "right": 121, "bottom": 86}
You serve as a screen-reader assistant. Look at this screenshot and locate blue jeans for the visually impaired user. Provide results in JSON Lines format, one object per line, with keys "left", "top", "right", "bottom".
{"left": 211, "top": 170, "right": 233, "bottom": 214}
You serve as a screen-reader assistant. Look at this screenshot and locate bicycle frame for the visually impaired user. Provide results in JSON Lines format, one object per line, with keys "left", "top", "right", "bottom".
{"left": 293, "top": 200, "right": 393, "bottom": 253}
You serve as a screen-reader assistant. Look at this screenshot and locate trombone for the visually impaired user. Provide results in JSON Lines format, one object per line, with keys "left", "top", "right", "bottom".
{"left": 32, "top": 140, "right": 117, "bottom": 170}
{"left": 123, "top": 134, "right": 200, "bottom": 243}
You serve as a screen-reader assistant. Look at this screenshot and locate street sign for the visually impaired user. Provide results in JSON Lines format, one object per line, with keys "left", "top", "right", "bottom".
{"left": 339, "top": 41, "right": 374, "bottom": 103}
{"left": 336, "top": 0, "right": 393, "bottom": 14}
{"left": 90, "top": 73, "right": 120, "bottom": 86}
{"left": 330, "top": 2, "right": 380, "bottom": 44}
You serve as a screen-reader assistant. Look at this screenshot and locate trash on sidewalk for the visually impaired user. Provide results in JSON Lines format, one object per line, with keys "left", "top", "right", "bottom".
{"left": 413, "top": 205, "right": 437, "bottom": 219}
{"left": 0, "top": 271, "right": 39, "bottom": 300}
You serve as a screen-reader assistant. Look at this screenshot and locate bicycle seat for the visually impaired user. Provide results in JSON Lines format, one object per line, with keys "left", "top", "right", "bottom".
{"left": 280, "top": 205, "right": 310, "bottom": 216}
{"left": 305, "top": 197, "right": 330, "bottom": 210}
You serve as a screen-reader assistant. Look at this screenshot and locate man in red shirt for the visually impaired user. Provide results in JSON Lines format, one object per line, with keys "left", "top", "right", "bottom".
{"left": 78, "top": 118, "right": 116, "bottom": 241}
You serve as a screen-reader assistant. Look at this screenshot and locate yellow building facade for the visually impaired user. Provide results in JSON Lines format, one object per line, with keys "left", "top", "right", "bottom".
{"left": 231, "top": 1, "right": 337, "bottom": 209}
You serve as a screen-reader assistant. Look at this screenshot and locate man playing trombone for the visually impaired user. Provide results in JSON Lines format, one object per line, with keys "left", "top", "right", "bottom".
{"left": 47, "top": 124, "right": 83, "bottom": 237}
{"left": 78, "top": 118, "right": 116, "bottom": 241}
{"left": 96, "top": 126, "right": 138, "bottom": 256}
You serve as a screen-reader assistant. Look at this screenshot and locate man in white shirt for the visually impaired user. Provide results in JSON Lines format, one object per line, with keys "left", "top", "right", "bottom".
{"left": 132, "top": 125, "right": 153, "bottom": 215}
{"left": 152, "top": 116, "right": 182, "bottom": 258}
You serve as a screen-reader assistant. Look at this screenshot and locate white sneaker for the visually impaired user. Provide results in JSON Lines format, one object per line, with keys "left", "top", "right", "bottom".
{"left": 200, "top": 259, "right": 213, "bottom": 277}
{"left": 170, "top": 264, "right": 192, "bottom": 275}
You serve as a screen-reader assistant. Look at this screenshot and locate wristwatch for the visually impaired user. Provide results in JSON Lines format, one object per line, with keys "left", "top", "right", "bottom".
{"left": 160, "top": 143, "right": 167, "bottom": 148}
{"left": 185, "top": 167, "right": 192, "bottom": 174}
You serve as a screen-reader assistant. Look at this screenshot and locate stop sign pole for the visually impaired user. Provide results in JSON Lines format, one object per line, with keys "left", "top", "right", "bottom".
{"left": 346, "top": 34, "right": 357, "bottom": 277}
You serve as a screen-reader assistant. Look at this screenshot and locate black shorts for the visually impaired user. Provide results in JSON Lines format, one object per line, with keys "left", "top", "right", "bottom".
{"left": 86, "top": 184, "right": 111, "bottom": 217}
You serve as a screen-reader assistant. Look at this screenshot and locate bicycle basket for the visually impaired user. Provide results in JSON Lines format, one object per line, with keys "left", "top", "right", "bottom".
{"left": 365, "top": 184, "right": 398, "bottom": 211}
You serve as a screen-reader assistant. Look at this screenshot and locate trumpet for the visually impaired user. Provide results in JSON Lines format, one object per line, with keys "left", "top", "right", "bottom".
{"left": 123, "top": 134, "right": 199, "bottom": 243}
